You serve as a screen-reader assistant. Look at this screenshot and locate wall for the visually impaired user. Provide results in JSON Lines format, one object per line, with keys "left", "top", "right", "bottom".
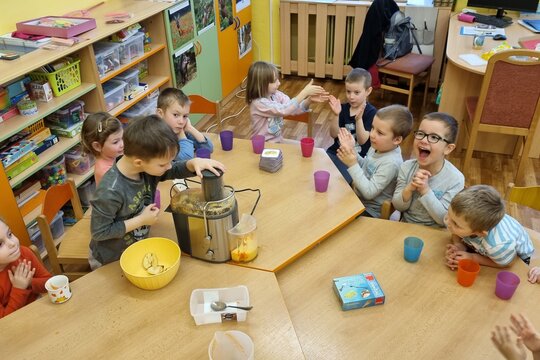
{"left": 252, "top": 0, "right": 279, "bottom": 63}
{"left": 0, "top": 0, "right": 104, "bottom": 34}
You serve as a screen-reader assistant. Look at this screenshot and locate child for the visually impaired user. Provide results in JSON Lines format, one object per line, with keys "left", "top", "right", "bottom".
{"left": 445, "top": 185, "right": 534, "bottom": 268}
{"left": 327, "top": 68, "right": 377, "bottom": 183}
{"left": 156, "top": 88, "right": 213, "bottom": 161}
{"left": 81, "top": 112, "right": 124, "bottom": 186}
{"left": 336, "top": 105, "right": 412, "bottom": 218}
{"left": 89, "top": 115, "right": 225, "bottom": 269}
{"left": 491, "top": 313, "right": 540, "bottom": 360}
{"left": 246, "top": 61, "right": 328, "bottom": 143}
{"left": 0, "top": 218, "right": 51, "bottom": 318}
{"left": 392, "top": 112, "right": 464, "bottom": 227}
{"left": 530, "top": 266, "right": 540, "bottom": 284}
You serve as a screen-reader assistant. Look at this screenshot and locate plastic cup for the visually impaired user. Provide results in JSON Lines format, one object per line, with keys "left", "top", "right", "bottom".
{"left": 44, "top": 275, "right": 72, "bottom": 304}
{"left": 251, "top": 135, "right": 265, "bottom": 154}
{"left": 403, "top": 237, "right": 424, "bottom": 263}
{"left": 219, "top": 130, "right": 234, "bottom": 151}
{"left": 208, "top": 330, "right": 254, "bottom": 360}
{"left": 301, "top": 137, "right": 315, "bottom": 157}
{"left": 495, "top": 271, "right": 520, "bottom": 300}
{"left": 314, "top": 170, "right": 330, "bottom": 192}
{"left": 195, "top": 148, "right": 211, "bottom": 159}
{"left": 457, "top": 259, "right": 480, "bottom": 287}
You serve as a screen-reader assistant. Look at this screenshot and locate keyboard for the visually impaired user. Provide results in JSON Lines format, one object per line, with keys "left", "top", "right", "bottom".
{"left": 464, "top": 12, "right": 512, "bottom": 28}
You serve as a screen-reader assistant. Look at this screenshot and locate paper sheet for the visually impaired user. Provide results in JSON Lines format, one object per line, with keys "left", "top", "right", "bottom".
{"left": 459, "top": 54, "right": 487, "bottom": 66}
{"left": 460, "top": 26, "right": 506, "bottom": 37}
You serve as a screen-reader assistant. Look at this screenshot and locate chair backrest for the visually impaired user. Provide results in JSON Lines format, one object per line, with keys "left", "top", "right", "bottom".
{"left": 188, "top": 94, "right": 221, "bottom": 130}
{"left": 380, "top": 199, "right": 395, "bottom": 220}
{"left": 284, "top": 112, "right": 313, "bottom": 138}
{"left": 474, "top": 49, "right": 540, "bottom": 129}
{"left": 506, "top": 182, "right": 540, "bottom": 212}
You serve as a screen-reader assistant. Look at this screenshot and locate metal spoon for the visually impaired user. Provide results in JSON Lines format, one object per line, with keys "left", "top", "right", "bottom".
{"left": 210, "top": 300, "right": 253, "bottom": 311}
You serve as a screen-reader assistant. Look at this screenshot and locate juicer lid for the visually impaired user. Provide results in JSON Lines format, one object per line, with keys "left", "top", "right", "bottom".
{"left": 202, "top": 169, "right": 224, "bottom": 179}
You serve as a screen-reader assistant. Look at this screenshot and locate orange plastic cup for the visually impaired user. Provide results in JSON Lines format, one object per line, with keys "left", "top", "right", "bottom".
{"left": 457, "top": 259, "right": 480, "bottom": 287}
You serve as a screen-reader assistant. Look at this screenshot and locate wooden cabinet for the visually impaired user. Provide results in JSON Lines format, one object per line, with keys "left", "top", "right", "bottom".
{"left": 0, "top": 0, "right": 172, "bottom": 248}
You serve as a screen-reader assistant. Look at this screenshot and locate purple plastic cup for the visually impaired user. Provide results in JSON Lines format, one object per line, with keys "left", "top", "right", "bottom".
{"left": 219, "top": 130, "right": 233, "bottom": 151}
{"left": 314, "top": 170, "right": 330, "bottom": 192}
{"left": 196, "top": 148, "right": 211, "bottom": 159}
{"left": 495, "top": 271, "right": 520, "bottom": 300}
{"left": 251, "top": 135, "right": 265, "bottom": 154}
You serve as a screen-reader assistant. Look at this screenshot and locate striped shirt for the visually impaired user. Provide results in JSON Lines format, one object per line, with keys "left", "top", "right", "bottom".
{"left": 462, "top": 214, "right": 535, "bottom": 266}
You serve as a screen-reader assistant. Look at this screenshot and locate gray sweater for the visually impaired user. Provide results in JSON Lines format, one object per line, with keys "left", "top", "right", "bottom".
{"left": 392, "top": 159, "right": 464, "bottom": 227}
{"left": 90, "top": 161, "right": 194, "bottom": 265}
{"left": 348, "top": 146, "right": 403, "bottom": 218}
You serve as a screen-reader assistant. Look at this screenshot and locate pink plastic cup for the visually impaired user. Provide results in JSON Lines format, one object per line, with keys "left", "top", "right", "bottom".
{"left": 495, "top": 271, "right": 520, "bottom": 300}
{"left": 251, "top": 135, "right": 265, "bottom": 154}
{"left": 314, "top": 170, "right": 330, "bottom": 192}
{"left": 301, "top": 137, "right": 315, "bottom": 158}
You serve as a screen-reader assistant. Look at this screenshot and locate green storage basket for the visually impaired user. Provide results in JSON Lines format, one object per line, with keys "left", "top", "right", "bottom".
{"left": 29, "top": 60, "right": 82, "bottom": 97}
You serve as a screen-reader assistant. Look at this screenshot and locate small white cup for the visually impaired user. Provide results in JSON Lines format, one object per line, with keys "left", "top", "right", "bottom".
{"left": 208, "top": 330, "right": 254, "bottom": 360}
{"left": 44, "top": 275, "right": 72, "bottom": 304}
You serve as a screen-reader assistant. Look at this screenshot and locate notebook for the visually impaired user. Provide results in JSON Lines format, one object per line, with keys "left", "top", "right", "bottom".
{"left": 518, "top": 19, "right": 540, "bottom": 34}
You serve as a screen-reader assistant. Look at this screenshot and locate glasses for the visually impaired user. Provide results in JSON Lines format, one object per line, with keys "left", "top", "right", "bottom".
{"left": 413, "top": 130, "right": 450, "bottom": 144}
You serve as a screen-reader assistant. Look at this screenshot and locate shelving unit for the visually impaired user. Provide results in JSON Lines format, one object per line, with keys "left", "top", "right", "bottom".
{"left": 0, "top": 0, "right": 173, "bottom": 248}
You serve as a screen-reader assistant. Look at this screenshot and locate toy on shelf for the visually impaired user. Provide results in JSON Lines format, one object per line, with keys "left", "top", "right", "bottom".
{"left": 40, "top": 155, "right": 67, "bottom": 188}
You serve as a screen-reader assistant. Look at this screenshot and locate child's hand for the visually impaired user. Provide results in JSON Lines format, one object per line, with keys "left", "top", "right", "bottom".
{"left": 183, "top": 117, "right": 194, "bottom": 135}
{"left": 300, "top": 79, "right": 327, "bottom": 99}
{"left": 310, "top": 93, "right": 329, "bottom": 103}
{"left": 510, "top": 313, "right": 540, "bottom": 352}
{"left": 139, "top": 204, "right": 160, "bottom": 226}
{"left": 328, "top": 95, "right": 342, "bottom": 116}
{"left": 491, "top": 325, "right": 527, "bottom": 360}
{"left": 412, "top": 169, "right": 432, "bottom": 195}
{"left": 8, "top": 260, "right": 35, "bottom": 290}
{"left": 354, "top": 101, "right": 367, "bottom": 122}
{"left": 336, "top": 146, "right": 358, "bottom": 168}
{"left": 445, "top": 244, "right": 458, "bottom": 270}
{"left": 337, "top": 128, "right": 355, "bottom": 150}
{"left": 453, "top": 250, "right": 473, "bottom": 263}
{"left": 187, "top": 158, "right": 226, "bottom": 178}
{"left": 528, "top": 266, "right": 540, "bottom": 284}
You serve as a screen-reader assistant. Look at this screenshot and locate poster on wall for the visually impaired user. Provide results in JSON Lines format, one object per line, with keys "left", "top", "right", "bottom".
{"left": 236, "top": 0, "right": 250, "bottom": 13}
{"left": 193, "top": 0, "right": 215, "bottom": 35}
{"left": 173, "top": 43, "right": 197, "bottom": 88}
{"left": 168, "top": 1, "right": 195, "bottom": 51}
{"left": 237, "top": 22, "right": 252, "bottom": 59}
{"left": 218, "top": 0, "right": 234, "bottom": 31}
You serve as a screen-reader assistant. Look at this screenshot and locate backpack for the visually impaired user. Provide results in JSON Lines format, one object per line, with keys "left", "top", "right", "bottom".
{"left": 378, "top": 10, "right": 421, "bottom": 66}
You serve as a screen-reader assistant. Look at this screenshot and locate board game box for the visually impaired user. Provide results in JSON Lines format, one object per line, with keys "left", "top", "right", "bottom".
{"left": 333, "top": 272, "right": 385, "bottom": 311}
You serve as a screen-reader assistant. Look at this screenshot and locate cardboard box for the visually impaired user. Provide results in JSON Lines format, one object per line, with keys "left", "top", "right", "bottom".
{"left": 333, "top": 272, "right": 385, "bottom": 311}
{"left": 29, "top": 81, "right": 53, "bottom": 102}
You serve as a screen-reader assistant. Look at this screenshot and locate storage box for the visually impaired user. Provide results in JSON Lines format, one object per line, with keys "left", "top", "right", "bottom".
{"left": 333, "top": 272, "right": 385, "bottom": 311}
{"left": 40, "top": 155, "right": 67, "bottom": 188}
{"left": 116, "top": 32, "right": 145, "bottom": 65}
{"left": 65, "top": 146, "right": 94, "bottom": 175}
{"left": 0, "top": 140, "right": 36, "bottom": 168}
{"left": 102, "top": 79, "right": 127, "bottom": 111}
{"left": 29, "top": 81, "right": 53, "bottom": 102}
{"left": 45, "top": 100, "right": 85, "bottom": 129}
{"left": 113, "top": 68, "right": 140, "bottom": 97}
{"left": 5, "top": 152, "right": 38, "bottom": 180}
{"left": 94, "top": 42, "right": 121, "bottom": 78}
{"left": 120, "top": 97, "right": 157, "bottom": 119}
{"left": 49, "top": 121, "right": 83, "bottom": 138}
{"left": 190, "top": 285, "right": 250, "bottom": 325}
{"left": 28, "top": 210, "right": 65, "bottom": 253}
{"left": 16, "top": 16, "right": 96, "bottom": 38}
{"left": 34, "top": 134, "right": 59, "bottom": 155}
{"left": 5, "top": 76, "right": 31, "bottom": 100}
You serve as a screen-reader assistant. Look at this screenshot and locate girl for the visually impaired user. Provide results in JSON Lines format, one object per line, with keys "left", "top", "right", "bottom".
{"left": 81, "top": 112, "right": 124, "bottom": 186}
{"left": 392, "top": 112, "right": 465, "bottom": 227}
{"left": 0, "top": 218, "right": 51, "bottom": 318}
{"left": 246, "top": 61, "right": 328, "bottom": 143}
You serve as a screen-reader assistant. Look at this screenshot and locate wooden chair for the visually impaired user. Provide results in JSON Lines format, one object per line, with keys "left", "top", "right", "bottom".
{"left": 285, "top": 112, "right": 313, "bottom": 138}
{"left": 380, "top": 200, "right": 395, "bottom": 220}
{"left": 378, "top": 53, "right": 435, "bottom": 109}
{"left": 36, "top": 178, "right": 90, "bottom": 280}
{"left": 188, "top": 94, "right": 221, "bottom": 131}
{"left": 28, "top": 244, "right": 45, "bottom": 266}
{"left": 506, "top": 183, "right": 540, "bottom": 212}
{"left": 461, "top": 49, "right": 540, "bottom": 185}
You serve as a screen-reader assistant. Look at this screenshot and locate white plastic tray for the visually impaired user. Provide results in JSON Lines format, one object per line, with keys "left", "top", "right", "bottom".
{"left": 190, "top": 285, "right": 250, "bottom": 325}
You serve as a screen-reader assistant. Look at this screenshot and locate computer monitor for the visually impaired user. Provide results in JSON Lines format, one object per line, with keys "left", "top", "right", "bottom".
{"left": 467, "top": 0, "right": 539, "bottom": 19}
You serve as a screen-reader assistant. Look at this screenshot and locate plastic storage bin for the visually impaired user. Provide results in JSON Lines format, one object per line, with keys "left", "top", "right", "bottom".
{"left": 93, "top": 42, "right": 121, "bottom": 78}
{"left": 190, "top": 285, "right": 250, "bottom": 325}
{"left": 29, "top": 60, "right": 81, "bottom": 97}
{"left": 113, "top": 68, "right": 140, "bottom": 97}
{"left": 120, "top": 97, "right": 157, "bottom": 119}
{"left": 65, "top": 145, "right": 95, "bottom": 175}
{"left": 102, "top": 79, "right": 127, "bottom": 111}
{"left": 40, "top": 155, "right": 67, "bottom": 188}
{"left": 45, "top": 100, "right": 85, "bottom": 129}
{"left": 28, "top": 211, "right": 65, "bottom": 253}
{"left": 117, "top": 32, "right": 145, "bottom": 65}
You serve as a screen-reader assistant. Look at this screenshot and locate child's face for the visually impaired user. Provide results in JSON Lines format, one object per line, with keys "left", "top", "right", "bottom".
{"left": 369, "top": 116, "right": 401, "bottom": 152}
{"left": 0, "top": 222, "right": 21, "bottom": 267}
{"left": 101, "top": 129, "right": 124, "bottom": 159}
{"left": 140, "top": 153, "right": 176, "bottom": 177}
{"left": 158, "top": 102, "right": 190, "bottom": 135}
{"left": 345, "top": 81, "right": 371, "bottom": 108}
{"left": 413, "top": 119, "right": 455, "bottom": 169}
{"left": 267, "top": 76, "right": 280, "bottom": 96}
{"left": 444, "top": 206, "right": 480, "bottom": 238}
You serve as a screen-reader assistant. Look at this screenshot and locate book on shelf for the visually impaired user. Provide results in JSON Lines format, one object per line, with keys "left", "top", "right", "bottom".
{"left": 333, "top": 272, "right": 386, "bottom": 311}
{"left": 14, "top": 179, "right": 42, "bottom": 206}
{"left": 0, "top": 32, "right": 51, "bottom": 48}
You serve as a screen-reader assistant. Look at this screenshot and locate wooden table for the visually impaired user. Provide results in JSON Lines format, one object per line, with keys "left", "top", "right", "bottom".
{"left": 155, "top": 134, "right": 364, "bottom": 272}
{"left": 0, "top": 256, "right": 304, "bottom": 359}
{"left": 438, "top": 14, "right": 540, "bottom": 157}
{"left": 277, "top": 217, "right": 540, "bottom": 359}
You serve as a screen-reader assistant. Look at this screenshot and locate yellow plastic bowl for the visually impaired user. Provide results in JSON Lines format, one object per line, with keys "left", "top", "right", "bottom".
{"left": 120, "top": 237, "right": 181, "bottom": 290}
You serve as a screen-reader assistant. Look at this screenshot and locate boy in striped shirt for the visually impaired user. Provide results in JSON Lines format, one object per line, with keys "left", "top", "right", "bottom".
{"left": 444, "top": 185, "right": 534, "bottom": 269}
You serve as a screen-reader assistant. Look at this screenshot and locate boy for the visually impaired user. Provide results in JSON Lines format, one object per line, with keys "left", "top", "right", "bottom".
{"left": 337, "top": 105, "right": 412, "bottom": 218}
{"left": 156, "top": 88, "right": 213, "bottom": 161}
{"left": 89, "top": 115, "right": 225, "bottom": 269}
{"left": 392, "top": 112, "right": 464, "bottom": 227}
{"left": 445, "top": 185, "right": 534, "bottom": 268}
{"left": 327, "top": 68, "right": 377, "bottom": 183}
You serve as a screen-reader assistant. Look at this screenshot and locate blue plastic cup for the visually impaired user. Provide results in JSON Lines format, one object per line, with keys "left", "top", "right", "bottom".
{"left": 404, "top": 237, "right": 424, "bottom": 263}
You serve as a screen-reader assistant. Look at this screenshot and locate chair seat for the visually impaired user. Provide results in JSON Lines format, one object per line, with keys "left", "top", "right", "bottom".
{"left": 379, "top": 53, "right": 435, "bottom": 75}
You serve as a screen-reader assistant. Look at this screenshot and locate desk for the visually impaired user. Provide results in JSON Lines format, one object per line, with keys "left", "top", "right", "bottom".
{"left": 0, "top": 256, "right": 304, "bottom": 359}
{"left": 156, "top": 134, "right": 364, "bottom": 272}
{"left": 277, "top": 217, "right": 540, "bottom": 359}
{"left": 438, "top": 15, "right": 540, "bottom": 157}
